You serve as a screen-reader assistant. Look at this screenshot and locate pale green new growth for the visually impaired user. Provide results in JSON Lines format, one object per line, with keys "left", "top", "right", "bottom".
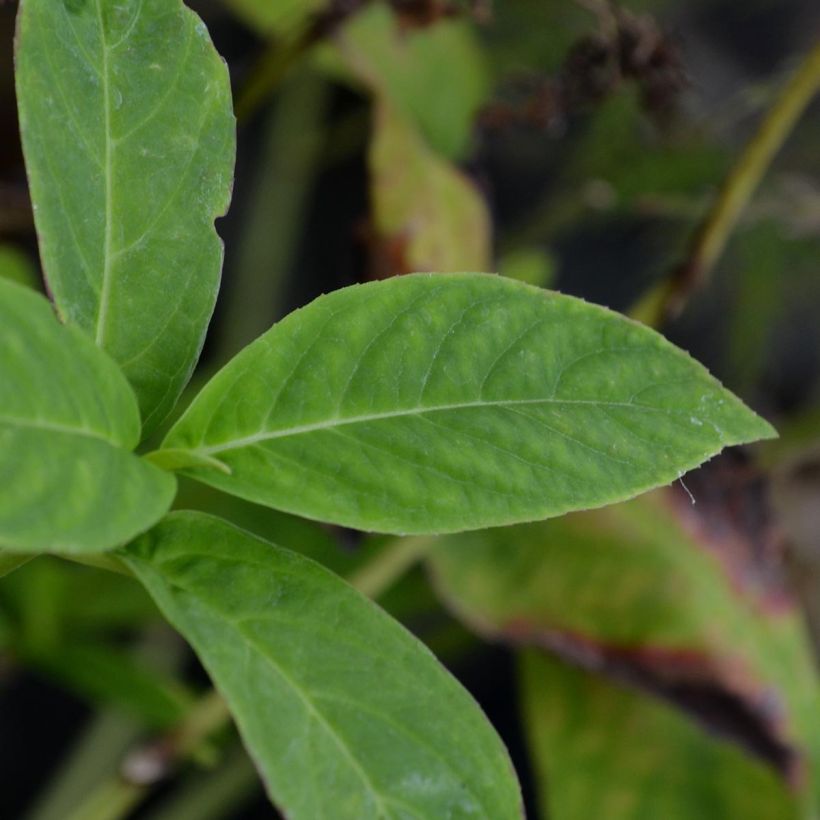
{"left": 124, "top": 512, "right": 523, "bottom": 820}
{"left": 162, "top": 273, "right": 775, "bottom": 535}
{"left": 0, "top": 279, "right": 175, "bottom": 553}
{"left": 15, "top": 0, "right": 236, "bottom": 433}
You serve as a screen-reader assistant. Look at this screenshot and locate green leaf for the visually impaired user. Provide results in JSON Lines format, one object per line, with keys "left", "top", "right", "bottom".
{"left": 520, "top": 651, "right": 799, "bottom": 820}
{"left": 0, "top": 552, "right": 32, "bottom": 579}
{"left": 369, "top": 102, "right": 490, "bottom": 276}
{"left": 123, "top": 512, "right": 522, "bottom": 819}
{"left": 223, "top": 0, "right": 324, "bottom": 37}
{"left": 428, "top": 489, "right": 820, "bottom": 809}
{"left": 0, "top": 244, "right": 38, "bottom": 289}
{"left": 16, "top": 0, "right": 236, "bottom": 434}
{"left": 0, "top": 278, "right": 175, "bottom": 553}
{"left": 322, "top": 4, "right": 488, "bottom": 159}
{"left": 161, "top": 273, "right": 774, "bottom": 535}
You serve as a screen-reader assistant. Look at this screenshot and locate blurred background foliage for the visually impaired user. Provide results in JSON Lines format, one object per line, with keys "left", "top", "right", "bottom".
{"left": 1, "top": 0, "right": 819, "bottom": 817}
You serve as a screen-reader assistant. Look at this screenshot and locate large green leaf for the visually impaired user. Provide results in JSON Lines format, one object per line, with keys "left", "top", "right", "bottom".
{"left": 16, "top": 0, "right": 236, "bottom": 433}
{"left": 0, "top": 278, "right": 175, "bottom": 553}
{"left": 123, "top": 512, "right": 522, "bottom": 819}
{"left": 160, "top": 273, "right": 774, "bottom": 534}
{"left": 428, "top": 489, "right": 820, "bottom": 809}
{"left": 520, "top": 651, "right": 798, "bottom": 820}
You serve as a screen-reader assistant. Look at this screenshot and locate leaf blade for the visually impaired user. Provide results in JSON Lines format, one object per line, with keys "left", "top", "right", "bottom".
{"left": 123, "top": 512, "right": 523, "bottom": 819}
{"left": 428, "top": 488, "right": 820, "bottom": 805}
{"left": 15, "top": 0, "right": 236, "bottom": 433}
{"left": 0, "top": 278, "right": 175, "bottom": 553}
{"left": 520, "top": 651, "right": 799, "bottom": 820}
{"left": 163, "top": 273, "right": 774, "bottom": 534}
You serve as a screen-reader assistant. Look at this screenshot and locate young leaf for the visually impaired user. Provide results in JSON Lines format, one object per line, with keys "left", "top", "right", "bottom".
{"left": 519, "top": 651, "right": 798, "bottom": 820}
{"left": 15, "top": 0, "right": 236, "bottom": 434}
{"left": 161, "top": 273, "right": 774, "bottom": 534}
{"left": 0, "top": 279, "right": 175, "bottom": 553}
{"left": 123, "top": 512, "right": 523, "bottom": 819}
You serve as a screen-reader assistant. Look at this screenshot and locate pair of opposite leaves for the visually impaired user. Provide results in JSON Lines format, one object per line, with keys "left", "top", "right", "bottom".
{"left": 6, "top": 0, "right": 776, "bottom": 817}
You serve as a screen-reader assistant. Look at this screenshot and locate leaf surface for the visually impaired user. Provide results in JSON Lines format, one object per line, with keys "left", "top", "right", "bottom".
{"left": 520, "top": 651, "right": 798, "bottom": 820}
{"left": 16, "top": 0, "right": 236, "bottom": 433}
{"left": 326, "top": 4, "right": 487, "bottom": 159}
{"left": 163, "top": 273, "right": 774, "bottom": 534}
{"left": 429, "top": 488, "right": 820, "bottom": 807}
{"left": 368, "top": 102, "right": 490, "bottom": 276}
{"left": 123, "top": 512, "right": 522, "bottom": 819}
{"left": 0, "top": 552, "right": 31, "bottom": 579}
{"left": 223, "top": 0, "right": 324, "bottom": 37}
{"left": 0, "top": 279, "right": 175, "bottom": 553}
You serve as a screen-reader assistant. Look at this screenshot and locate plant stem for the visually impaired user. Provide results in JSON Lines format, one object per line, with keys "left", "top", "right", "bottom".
{"left": 63, "top": 780, "right": 143, "bottom": 820}
{"left": 234, "top": 1, "right": 370, "bottom": 122}
{"left": 60, "top": 691, "right": 231, "bottom": 820}
{"left": 29, "top": 633, "right": 189, "bottom": 820}
{"left": 142, "top": 745, "right": 261, "bottom": 820}
{"left": 218, "top": 69, "right": 330, "bottom": 363}
{"left": 633, "top": 40, "right": 820, "bottom": 326}
{"left": 26, "top": 710, "right": 143, "bottom": 820}
{"left": 348, "top": 536, "right": 439, "bottom": 599}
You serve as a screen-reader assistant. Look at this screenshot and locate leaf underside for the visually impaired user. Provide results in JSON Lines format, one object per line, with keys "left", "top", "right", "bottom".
{"left": 124, "top": 512, "right": 523, "bottom": 819}
{"left": 15, "top": 0, "right": 236, "bottom": 434}
{"left": 163, "top": 273, "right": 774, "bottom": 535}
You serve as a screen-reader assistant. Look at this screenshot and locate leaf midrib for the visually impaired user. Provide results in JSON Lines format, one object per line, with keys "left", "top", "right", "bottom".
{"left": 164, "top": 578, "right": 393, "bottom": 818}
{"left": 190, "top": 396, "right": 700, "bottom": 457}
{"left": 94, "top": 0, "right": 115, "bottom": 347}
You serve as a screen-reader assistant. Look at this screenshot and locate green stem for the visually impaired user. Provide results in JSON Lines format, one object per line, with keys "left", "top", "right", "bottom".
{"left": 61, "top": 691, "right": 232, "bottom": 820}
{"left": 30, "top": 634, "right": 188, "bottom": 820}
{"left": 63, "top": 780, "right": 143, "bottom": 820}
{"left": 143, "top": 746, "right": 261, "bottom": 820}
{"left": 633, "top": 40, "right": 820, "bottom": 326}
{"left": 217, "top": 69, "right": 330, "bottom": 363}
{"left": 26, "top": 711, "right": 143, "bottom": 820}
{"left": 348, "top": 536, "right": 439, "bottom": 599}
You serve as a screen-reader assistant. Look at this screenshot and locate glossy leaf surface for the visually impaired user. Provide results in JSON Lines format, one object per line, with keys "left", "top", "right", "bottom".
{"left": 0, "top": 279, "right": 175, "bottom": 553}
{"left": 520, "top": 651, "right": 798, "bottom": 820}
{"left": 123, "top": 512, "right": 522, "bottom": 819}
{"left": 16, "top": 0, "right": 235, "bottom": 433}
{"left": 163, "top": 273, "right": 774, "bottom": 534}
